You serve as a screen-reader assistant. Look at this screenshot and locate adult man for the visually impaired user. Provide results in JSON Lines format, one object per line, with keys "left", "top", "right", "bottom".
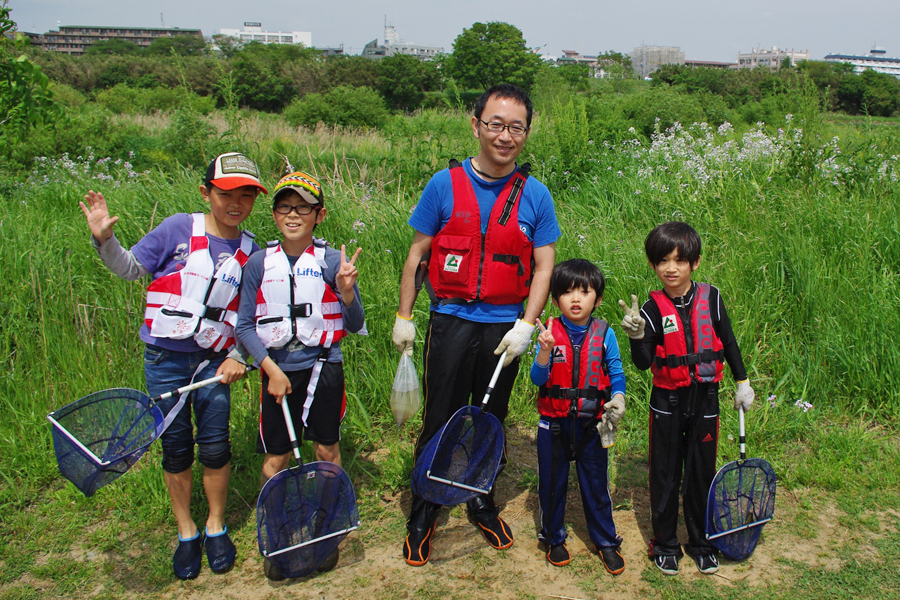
{"left": 393, "top": 84, "right": 560, "bottom": 566}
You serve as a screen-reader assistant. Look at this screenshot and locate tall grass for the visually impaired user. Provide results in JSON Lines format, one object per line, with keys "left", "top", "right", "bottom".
{"left": 1, "top": 94, "right": 899, "bottom": 595}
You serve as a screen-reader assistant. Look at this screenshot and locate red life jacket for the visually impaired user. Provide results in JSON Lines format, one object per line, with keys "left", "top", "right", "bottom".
{"left": 254, "top": 240, "right": 346, "bottom": 349}
{"left": 538, "top": 317, "right": 612, "bottom": 420}
{"left": 144, "top": 213, "right": 254, "bottom": 351}
{"left": 650, "top": 283, "right": 724, "bottom": 390}
{"left": 426, "top": 160, "right": 533, "bottom": 305}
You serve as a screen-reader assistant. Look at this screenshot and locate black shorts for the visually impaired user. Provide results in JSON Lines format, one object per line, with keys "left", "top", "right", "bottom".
{"left": 257, "top": 361, "right": 346, "bottom": 455}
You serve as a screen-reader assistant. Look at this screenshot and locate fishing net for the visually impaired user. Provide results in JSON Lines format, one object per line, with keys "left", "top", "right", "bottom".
{"left": 257, "top": 460, "right": 360, "bottom": 578}
{"left": 47, "top": 389, "right": 164, "bottom": 497}
{"left": 411, "top": 405, "right": 504, "bottom": 506}
{"left": 706, "top": 457, "right": 777, "bottom": 560}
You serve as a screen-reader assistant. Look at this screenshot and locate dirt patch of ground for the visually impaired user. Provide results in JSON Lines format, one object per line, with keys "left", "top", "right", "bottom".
{"left": 10, "top": 426, "right": 894, "bottom": 600}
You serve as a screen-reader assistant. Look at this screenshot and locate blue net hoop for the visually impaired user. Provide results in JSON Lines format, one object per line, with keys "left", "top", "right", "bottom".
{"left": 47, "top": 388, "right": 164, "bottom": 497}
{"left": 705, "top": 457, "right": 777, "bottom": 560}
{"left": 257, "top": 460, "right": 360, "bottom": 578}
{"left": 411, "top": 405, "right": 504, "bottom": 506}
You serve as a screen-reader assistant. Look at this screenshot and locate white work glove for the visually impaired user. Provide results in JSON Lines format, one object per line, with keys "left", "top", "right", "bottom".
{"left": 392, "top": 313, "right": 415, "bottom": 356}
{"left": 598, "top": 394, "right": 626, "bottom": 448}
{"left": 618, "top": 295, "right": 646, "bottom": 340}
{"left": 494, "top": 319, "right": 536, "bottom": 367}
{"left": 734, "top": 379, "right": 755, "bottom": 411}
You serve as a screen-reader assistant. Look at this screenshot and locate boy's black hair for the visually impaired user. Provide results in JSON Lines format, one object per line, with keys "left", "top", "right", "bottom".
{"left": 645, "top": 221, "right": 702, "bottom": 265}
{"left": 473, "top": 84, "right": 533, "bottom": 128}
{"left": 550, "top": 258, "right": 605, "bottom": 301}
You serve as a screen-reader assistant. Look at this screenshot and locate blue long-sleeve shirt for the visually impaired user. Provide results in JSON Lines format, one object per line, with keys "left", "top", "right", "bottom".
{"left": 531, "top": 315, "right": 626, "bottom": 397}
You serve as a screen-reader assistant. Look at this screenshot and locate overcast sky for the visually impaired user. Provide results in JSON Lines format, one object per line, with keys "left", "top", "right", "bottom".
{"left": 9, "top": 0, "right": 899, "bottom": 63}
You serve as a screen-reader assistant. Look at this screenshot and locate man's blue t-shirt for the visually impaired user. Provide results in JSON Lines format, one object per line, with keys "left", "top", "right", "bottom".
{"left": 408, "top": 158, "right": 560, "bottom": 323}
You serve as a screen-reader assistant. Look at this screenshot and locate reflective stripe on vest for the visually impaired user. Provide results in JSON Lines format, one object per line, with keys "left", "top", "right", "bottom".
{"left": 144, "top": 213, "right": 253, "bottom": 351}
{"left": 426, "top": 160, "right": 533, "bottom": 305}
{"left": 255, "top": 241, "right": 345, "bottom": 349}
{"left": 650, "top": 283, "right": 724, "bottom": 389}
{"left": 538, "top": 318, "right": 612, "bottom": 420}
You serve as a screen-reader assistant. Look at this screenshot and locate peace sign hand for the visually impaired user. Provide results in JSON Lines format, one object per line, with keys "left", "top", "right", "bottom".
{"left": 536, "top": 317, "right": 556, "bottom": 352}
{"left": 618, "top": 294, "right": 646, "bottom": 340}
{"left": 336, "top": 244, "right": 362, "bottom": 305}
{"left": 79, "top": 190, "right": 118, "bottom": 244}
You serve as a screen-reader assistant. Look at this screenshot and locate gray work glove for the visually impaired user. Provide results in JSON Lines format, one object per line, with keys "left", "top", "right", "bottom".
{"left": 494, "top": 319, "right": 536, "bottom": 367}
{"left": 618, "top": 295, "right": 646, "bottom": 340}
{"left": 392, "top": 313, "right": 415, "bottom": 356}
{"left": 598, "top": 394, "right": 626, "bottom": 448}
{"left": 734, "top": 379, "right": 755, "bottom": 411}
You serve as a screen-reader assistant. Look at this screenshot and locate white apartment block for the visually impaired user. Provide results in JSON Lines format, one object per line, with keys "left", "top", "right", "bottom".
{"left": 736, "top": 46, "right": 809, "bottom": 69}
{"left": 217, "top": 22, "right": 311, "bottom": 47}
{"left": 824, "top": 47, "right": 900, "bottom": 79}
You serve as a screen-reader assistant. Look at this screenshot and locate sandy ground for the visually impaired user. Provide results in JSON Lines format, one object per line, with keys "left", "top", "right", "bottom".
{"left": 13, "top": 424, "right": 894, "bottom": 600}
{"left": 143, "top": 425, "right": 885, "bottom": 600}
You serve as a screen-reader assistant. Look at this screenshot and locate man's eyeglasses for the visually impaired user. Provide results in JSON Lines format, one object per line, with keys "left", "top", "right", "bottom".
{"left": 274, "top": 203, "right": 319, "bottom": 216}
{"left": 478, "top": 119, "right": 528, "bottom": 136}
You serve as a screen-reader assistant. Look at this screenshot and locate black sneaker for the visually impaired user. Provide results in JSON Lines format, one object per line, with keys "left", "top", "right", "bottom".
{"left": 599, "top": 546, "right": 625, "bottom": 575}
{"left": 317, "top": 546, "right": 340, "bottom": 572}
{"left": 403, "top": 522, "right": 436, "bottom": 566}
{"left": 654, "top": 553, "right": 679, "bottom": 575}
{"left": 547, "top": 543, "right": 570, "bottom": 567}
{"left": 263, "top": 557, "right": 285, "bottom": 581}
{"left": 472, "top": 513, "right": 514, "bottom": 550}
{"left": 173, "top": 533, "right": 203, "bottom": 580}
{"left": 695, "top": 553, "right": 719, "bottom": 574}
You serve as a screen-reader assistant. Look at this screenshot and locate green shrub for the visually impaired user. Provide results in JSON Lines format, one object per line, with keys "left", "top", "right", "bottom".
{"left": 283, "top": 85, "right": 388, "bottom": 129}
{"left": 620, "top": 87, "right": 707, "bottom": 138}
{"left": 95, "top": 83, "right": 139, "bottom": 114}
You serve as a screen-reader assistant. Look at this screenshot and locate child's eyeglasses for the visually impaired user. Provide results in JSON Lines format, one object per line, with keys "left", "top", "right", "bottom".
{"left": 274, "top": 204, "right": 319, "bottom": 216}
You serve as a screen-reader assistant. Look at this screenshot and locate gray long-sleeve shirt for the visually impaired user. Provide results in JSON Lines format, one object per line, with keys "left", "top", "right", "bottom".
{"left": 235, "top": 245, "right": 365, "bottom": 371}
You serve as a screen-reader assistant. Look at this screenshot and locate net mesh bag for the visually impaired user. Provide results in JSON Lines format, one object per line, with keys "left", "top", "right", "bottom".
{"left": 411, "top": 405, "right": 504, "bottom": 506}
{"left": 257, "top": 460, "right": 360, "bottom": 578}
{"left": 706, "top": 457, "right": 777, "bottom": 560}
{"left": 48, "top": 389, "right": 164, "bottom": 497}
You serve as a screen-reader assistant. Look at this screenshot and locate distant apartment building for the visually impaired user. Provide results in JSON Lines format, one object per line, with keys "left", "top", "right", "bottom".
{"left": 361, "top": 24, "right": 442, "bottom": 60}
{"left": 684, "top": 60, "right": 735, "bottom": 69}
{"left": 630, "top": 45, "right": 685, "bottom": 78}
{"left": 557, "top": 50, "right": 623, "bottom": 78}
{"left": 824, "top": 47, "right": 900, "bottom": 79}
{"left": 41, "top": 25, "right": 203, "bottom": 56}
{"left": 735, "top": 46, "right": 809, "bottom": 69}
{"left": 216, "top": 22, "right": 311, "bottom": 47}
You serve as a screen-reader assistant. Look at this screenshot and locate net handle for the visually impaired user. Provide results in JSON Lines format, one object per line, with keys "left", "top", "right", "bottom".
{"left": 739, "top": 405, "right": 746, "bottom": 460}
{"left": 479, "top": 351, "right": 507, "bottom": 411}
{"left": 281, "top": 398, "right": 303, "bottom": 464}
{"left": 150, "top": 366, "right": 253, "bottom": 404}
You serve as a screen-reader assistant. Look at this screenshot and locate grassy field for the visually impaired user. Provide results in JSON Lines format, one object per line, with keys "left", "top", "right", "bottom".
{"left": 1, "top": 98, "right": 899, "bottom": 599}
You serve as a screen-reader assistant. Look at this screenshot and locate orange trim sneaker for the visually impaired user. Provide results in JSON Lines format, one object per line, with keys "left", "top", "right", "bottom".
{"left": 403, "top": 522, "right": 436, "bottom": 566}
{"left": 474, "top": 514, "right": 514, "bottom": 550}
{"left": 599, "top": 546, "right": 625, "bottom": 575}
{"left": 547, "top": 543, "right": 571, "bottom": 567}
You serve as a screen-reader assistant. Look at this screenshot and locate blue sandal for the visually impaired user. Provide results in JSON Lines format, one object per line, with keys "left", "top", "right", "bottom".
{"left": 173, "top": 532, "right": 203, "bottom": 580}
{"left": 205, "top": 527, "right": 236, "bottom": 573}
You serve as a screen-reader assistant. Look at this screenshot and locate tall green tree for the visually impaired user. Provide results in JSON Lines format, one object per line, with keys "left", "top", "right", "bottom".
{"left": 377, "top": 54, "right": 439, "bottom": 111}
{"left": 446, "top": 22, "right": 543, "bottom": 91}
{"left": 1, "top": 2, "right": 59, "bottom": 147}
{"left": 147, "top": 35, "right": 207, "bottom": 56}
{"left": 84, "top": 38, "right": 143, "bottom": 56}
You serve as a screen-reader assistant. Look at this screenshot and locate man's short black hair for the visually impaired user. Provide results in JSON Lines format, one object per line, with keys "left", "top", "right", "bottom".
{"left": 645, "top": 221, "right": 702, "bottom": 265}
{"left": 473, "top": 84, "right": 533, "bottom": 128}
{"left": 550, "top": 258, "right": 605, "bottom": 301}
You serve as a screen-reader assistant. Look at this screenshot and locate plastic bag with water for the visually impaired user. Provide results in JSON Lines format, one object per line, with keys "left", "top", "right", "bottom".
{"left": 390, "top": 353, "right": 421, "bottom": 427}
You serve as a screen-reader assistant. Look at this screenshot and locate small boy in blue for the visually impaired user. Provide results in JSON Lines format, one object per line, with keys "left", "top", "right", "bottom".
{"left": 531, "top": 258, "right": 626, "bottom": 574}
{"left": 80, "top": 152, "right": 266, "bottom": 580}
